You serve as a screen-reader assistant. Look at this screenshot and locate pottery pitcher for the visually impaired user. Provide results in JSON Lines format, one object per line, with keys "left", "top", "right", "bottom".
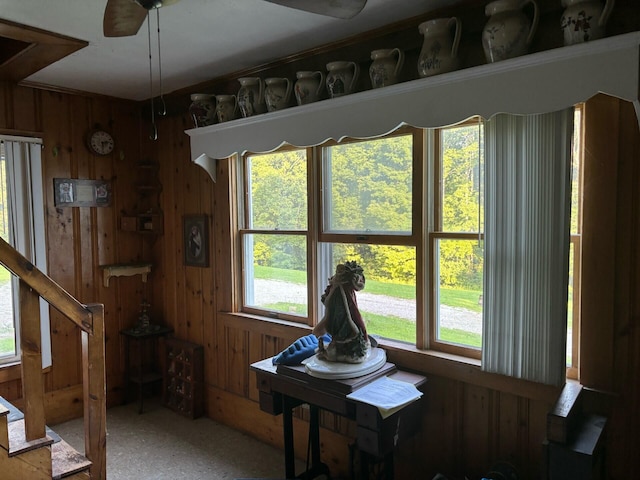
{"left": 482, "top": 0, "right": 539, "bottom": 63}
{"left": 326, "top": 61, "right": 360, "bottom": 99}
{"left": 560, "top": 0, "right": 615, "bottom": 45}
{"left": 294, "top": 71, "right": 325, "bottom": 106}
{"left": 237, "top": 77, "right": 266, "bottom": 118}
{"left": 369, "top": 48, "right": 404, "bottom": 88}
{"left": 417, "top": 17, "right": 462, "bottom": 78}
{"left": 265, "top": 77, "right": 293, "bottom": 112}
{"left": 215, "top": 94, "right": 238, "bottom": 123}
{"left": 189, "top": 93, "right": 216, "bottom": 128}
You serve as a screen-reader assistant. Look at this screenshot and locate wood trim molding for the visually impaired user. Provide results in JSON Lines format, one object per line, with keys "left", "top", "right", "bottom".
{"left": 0, "top": 18, "right": 88, "bottom": 83}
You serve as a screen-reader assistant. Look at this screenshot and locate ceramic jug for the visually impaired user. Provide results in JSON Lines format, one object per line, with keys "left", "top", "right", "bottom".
{"left": 560, "top": 0, "right": 615, "bottom": 45}
{"left": 326, "top": 61, "right": 360, "bottom": 99}
{"left": 294, "top": 71, "right": 325, "bottom": 105}
{"left": 188, "top": 93, "right": 216, "bottom": 128}
{"left": 369, "top": 48, "right": 405, "bottom": 89}
{"left": 264, "top": 77, "right": 293, "bottom": 112}
{"left": 215, "top": 94, "right": 238, "bottom": 123}
{"left": 417, "top": 17, "right": 462, "bottom": 78}
{"left": 237, "top": 77, "right": 266, "bottom": 118}
{"left": 482, "top": 0, "right": 539, "bottom": 63}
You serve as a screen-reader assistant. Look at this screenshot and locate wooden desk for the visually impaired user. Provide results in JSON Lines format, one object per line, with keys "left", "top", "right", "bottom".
{"left": 121, "top": 325, "right": 173, "bottom": 413}
{"left": 251, "top": 357, "right": 426, "bottom": 479}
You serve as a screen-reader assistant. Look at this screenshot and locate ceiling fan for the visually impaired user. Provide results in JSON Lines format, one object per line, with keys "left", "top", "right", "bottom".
{"left": 103, "top": 0, "right": 368, "bottom": 37}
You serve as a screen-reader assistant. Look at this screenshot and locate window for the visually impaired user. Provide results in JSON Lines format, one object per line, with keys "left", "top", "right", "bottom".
{"left": 567, "top": 105, "right": 584, "bottom": 378}
{"left": 0, "top": 142, "right": 15, "bottom": 362}
{"left": 238, "top": 113, "right": 579, "bottom": 379}
{"left": 430, "top": 121, "right": 484, "bottom": 358}
{"left": 0, "top": 137, "right": 50, "bottom": 367}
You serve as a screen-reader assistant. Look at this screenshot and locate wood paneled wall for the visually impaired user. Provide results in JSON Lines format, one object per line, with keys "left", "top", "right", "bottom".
{"left": 145, "top": 94, "right": 640, "bottom": 479}
{"left": 0, "top": 82, "right": 148, "bottom": 421}
{"left": 0, "top": 12, "right": 639, "bottom": 480}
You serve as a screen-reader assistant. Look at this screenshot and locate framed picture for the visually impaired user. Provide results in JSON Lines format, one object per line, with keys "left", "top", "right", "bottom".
{"left": 183, "top": 215, "right": 209, "bottom": 267}
{"left": 54, "top": 178, "right": 111, "bottom": 207}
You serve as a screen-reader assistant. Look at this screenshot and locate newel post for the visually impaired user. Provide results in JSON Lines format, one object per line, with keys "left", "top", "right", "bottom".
{"left": 82, "top": 303, "right": 107, "bottom": 480}
{"left": 19, "top": 280, "right": 46, "bottom": 441}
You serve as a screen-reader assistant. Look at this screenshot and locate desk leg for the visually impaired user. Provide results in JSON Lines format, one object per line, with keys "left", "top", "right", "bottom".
{"left": 138, "top": 338, "right": 144, "bottom": 414}
{"left": 123, "top": 337, "right": 130, "bottom": 405}
{"left": 282, "top": 396, "right": 297, "bottom": 479}
{"left": 309, "top": 405, "right": 321, "bottom": 467}
{"left": 361, "top": 451, "right": 394, "bottom": 480}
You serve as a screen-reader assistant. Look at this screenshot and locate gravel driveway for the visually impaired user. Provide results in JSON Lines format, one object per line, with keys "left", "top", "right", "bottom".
{"left": 253, "top": 279, "right": 482, "bottom": 334}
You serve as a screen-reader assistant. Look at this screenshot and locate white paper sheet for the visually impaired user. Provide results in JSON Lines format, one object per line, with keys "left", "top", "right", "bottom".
{"left": 346, "top": 376, "right": 423, "bottom": 419}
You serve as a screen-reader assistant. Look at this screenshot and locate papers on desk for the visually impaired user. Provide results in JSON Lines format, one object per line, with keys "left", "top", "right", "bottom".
{"left": 346, "top": 376, "right": 423, "bottom": 419}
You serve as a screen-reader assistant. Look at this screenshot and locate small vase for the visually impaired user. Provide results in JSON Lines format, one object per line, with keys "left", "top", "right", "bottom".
{"left": 560, "top": 0, "right": 615, "bottom": 45}
{"left": 265, "top": 77, "right": 293, "bottom": 112}
{"left": 326, "top": 61, "right": 360, "bottom": 99}
{"left": 237, "top": 77, "right": 266, "bottom": 118}
{"left": 294, "top": 71, "right": 325, "bottom": 105}
{"left": 482, "top": 0, "right": 539, "bottom": 63}
{"left": 369, "top": 48, "right": 404, "bottom": 89}
{"left": 188, "top": 94, "right": 216, "bottom": 128}
{"left": 215, "top": 94, "right": 237, "bottom": 123}
{"left": 417, "top": 17, "right": 462, "bottom": 78}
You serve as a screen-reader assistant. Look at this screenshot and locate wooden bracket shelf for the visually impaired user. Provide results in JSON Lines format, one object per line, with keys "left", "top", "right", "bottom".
{"left": 100, "top": 263, "right": 152, "bottom": 287}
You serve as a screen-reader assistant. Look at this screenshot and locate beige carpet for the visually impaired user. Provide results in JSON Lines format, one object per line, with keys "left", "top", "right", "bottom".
{"left": 53, "top": 397, "right": 304, "bottom": 479}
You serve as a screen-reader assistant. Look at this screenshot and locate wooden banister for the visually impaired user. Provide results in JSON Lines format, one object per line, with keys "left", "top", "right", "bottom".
{"left": 0, "top": 238, "right": 107, "bottom": 479}
{"left": 0, "top": 237, "right": 93, "bottom": 333}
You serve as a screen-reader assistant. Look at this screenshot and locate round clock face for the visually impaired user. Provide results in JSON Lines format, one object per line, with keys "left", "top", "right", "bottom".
{"left": 87, "top": 130, "right": 115, "bottom": 156}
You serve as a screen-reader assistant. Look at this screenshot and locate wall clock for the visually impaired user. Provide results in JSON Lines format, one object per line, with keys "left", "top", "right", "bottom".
{"left": 86, "top": 129, "right": 115, "bottom": 156}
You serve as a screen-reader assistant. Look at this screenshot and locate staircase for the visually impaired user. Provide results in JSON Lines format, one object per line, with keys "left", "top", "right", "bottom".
{"left": 0, "top": 238, "right": 106, "bottom": 479}
{"left": 0, "top": 397, "right": 91, "bottom": 479}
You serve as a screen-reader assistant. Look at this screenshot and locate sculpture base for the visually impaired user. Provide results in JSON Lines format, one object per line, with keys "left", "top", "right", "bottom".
{"left": 302, "top": 347, "right": 387, "bottom": 380}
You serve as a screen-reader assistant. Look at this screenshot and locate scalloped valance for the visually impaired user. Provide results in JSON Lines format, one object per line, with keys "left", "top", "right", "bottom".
{"left": 187, "top": 32, "right": 640, "bottom": 181}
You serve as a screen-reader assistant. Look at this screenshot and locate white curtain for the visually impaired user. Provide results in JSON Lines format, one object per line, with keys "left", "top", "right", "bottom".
{"left": 482, "top": 109, "right": 573, "bottom": 386}
{"left": 4, "top": 138, "right": 51, "bottom": 369}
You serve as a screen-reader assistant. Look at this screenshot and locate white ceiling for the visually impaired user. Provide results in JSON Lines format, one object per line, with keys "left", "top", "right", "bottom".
{"left": 0, "top": 0, "right": 466, "bottom": 101}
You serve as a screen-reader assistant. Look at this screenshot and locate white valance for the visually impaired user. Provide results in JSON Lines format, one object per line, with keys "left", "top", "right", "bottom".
{"left": 187, "top": 32, "right": 640, "bottom": 178}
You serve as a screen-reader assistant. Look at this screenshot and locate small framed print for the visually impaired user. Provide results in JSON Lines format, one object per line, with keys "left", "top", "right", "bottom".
{"left": 183, "top": 215, "right": 209, "bottom": 267}
{"left": 54, "top": 178, "right": 111, "bottom": 207}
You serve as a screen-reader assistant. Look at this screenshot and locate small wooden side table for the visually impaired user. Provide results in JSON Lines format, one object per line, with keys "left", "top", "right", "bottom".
{"left": 120, "top": 324, "right": 173, "bottom": 413}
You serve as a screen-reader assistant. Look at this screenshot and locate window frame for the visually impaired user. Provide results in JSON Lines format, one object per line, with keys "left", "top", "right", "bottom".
{"left": 235, "top": 115, "right": 583, "bottom": 368}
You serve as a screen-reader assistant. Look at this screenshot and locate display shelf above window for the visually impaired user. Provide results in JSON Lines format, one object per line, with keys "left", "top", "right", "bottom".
{"left": 186, "top": 32, "right": 640, "bottom": 179}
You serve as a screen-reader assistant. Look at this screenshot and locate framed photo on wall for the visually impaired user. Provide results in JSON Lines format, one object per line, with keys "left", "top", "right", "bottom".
{"left": 183, "top": 215, "right": 209, "bottom": 267}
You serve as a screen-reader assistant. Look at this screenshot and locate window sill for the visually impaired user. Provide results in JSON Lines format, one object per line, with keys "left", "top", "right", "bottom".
{"left": 0, "top": 362, "right": 22, "bottom": 383}
{"left": 223, "top": 311, "right": 561, "bottom": 403}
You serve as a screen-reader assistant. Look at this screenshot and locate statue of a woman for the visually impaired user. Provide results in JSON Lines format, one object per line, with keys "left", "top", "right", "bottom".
{"left": 312, "top": 261, "right": 371, "bottom": 363}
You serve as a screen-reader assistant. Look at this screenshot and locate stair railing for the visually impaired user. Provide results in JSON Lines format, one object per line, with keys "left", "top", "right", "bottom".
{"left": 0, "top": 237, "right": 106, "bottom": 480}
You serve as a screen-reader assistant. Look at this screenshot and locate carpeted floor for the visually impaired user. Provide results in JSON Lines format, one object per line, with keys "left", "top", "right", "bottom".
{"left": 53, "top": 397, "right": 304, "bottom": 479}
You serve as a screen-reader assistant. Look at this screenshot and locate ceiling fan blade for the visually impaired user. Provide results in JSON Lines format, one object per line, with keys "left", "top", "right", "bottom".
{"left": 103, "top": 0, "right": 181, "bottom": 37}
{"left": 263, "top": 0, "right": 367, "bottom": 19}
{"left": 104, "top": 0, "right": 148, "bottom": 37}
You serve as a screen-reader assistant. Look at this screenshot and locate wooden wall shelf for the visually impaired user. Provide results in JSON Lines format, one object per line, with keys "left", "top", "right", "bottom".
{"left": 100, "top": 263, "right": 152, "bottom": 287}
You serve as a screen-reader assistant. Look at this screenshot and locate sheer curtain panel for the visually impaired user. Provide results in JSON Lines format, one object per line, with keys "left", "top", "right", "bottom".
{"left": 482, "top": 109, "right": 573, "bottom": 386}
{"left": 3, "top": 138, "right": 51, "bottom": 368}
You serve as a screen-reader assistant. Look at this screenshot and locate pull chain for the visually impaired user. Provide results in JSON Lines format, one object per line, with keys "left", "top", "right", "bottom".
{"left": 148, "top": 12, "right": 157, "bottom": 140}
{"left": 156, "top": 8, "right": 166, "bottom": 117}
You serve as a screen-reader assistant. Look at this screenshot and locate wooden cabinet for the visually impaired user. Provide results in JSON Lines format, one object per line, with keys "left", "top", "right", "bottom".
{"left": 163, "top": 337, "right": 204, "bottom": 418}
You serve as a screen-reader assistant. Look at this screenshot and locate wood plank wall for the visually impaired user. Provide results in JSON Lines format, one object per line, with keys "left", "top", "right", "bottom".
{"left": 145, "top": 93, "right": 640, "bottom": 479}
{"left": 0, "top": 4, "right": 638, "bottom": 479}
{"left": 0, "top": 82, "right": 147, "bottom": 422}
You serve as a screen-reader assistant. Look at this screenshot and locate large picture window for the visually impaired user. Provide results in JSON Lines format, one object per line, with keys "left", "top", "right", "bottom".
{"left": 237, "top": 113, "right": 581, "bottom": 383}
